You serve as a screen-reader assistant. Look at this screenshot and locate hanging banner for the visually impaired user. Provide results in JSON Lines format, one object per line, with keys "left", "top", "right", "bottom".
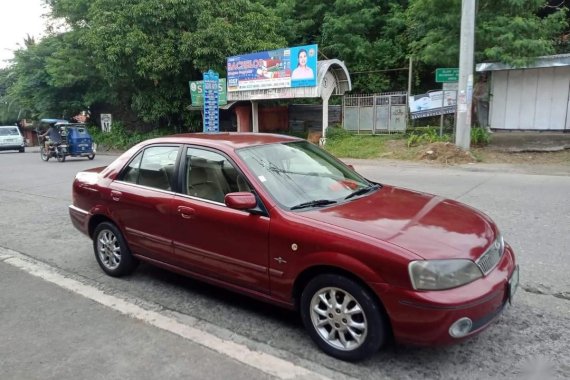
{"left": 408, "top": 91, "right": 457, "bottom": 119}
{"left": 227, "top": 44, "right": 318, "bottom": 92}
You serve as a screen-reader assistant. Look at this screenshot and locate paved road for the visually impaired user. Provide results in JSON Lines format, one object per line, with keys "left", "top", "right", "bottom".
{"left": 0, "top": 150, "right": 569, "bottom": 379}
{"left": 0, "top": 258, "right": 273, "bottom": 380}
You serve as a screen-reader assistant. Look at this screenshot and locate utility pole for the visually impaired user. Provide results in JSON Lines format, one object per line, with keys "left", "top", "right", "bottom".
{"left": 455, "top": 0, "right": 476, "bottom": 150}
{"left": 407, "top": 56, "right": 413, "bottom": 98}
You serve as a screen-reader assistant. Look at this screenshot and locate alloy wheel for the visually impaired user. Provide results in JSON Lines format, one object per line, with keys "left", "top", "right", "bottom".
{"left": 309, "top": 286, "right": 368, "bottom": 351}
{"left": 96, "top": 229, "right": 121, "bottom": 270}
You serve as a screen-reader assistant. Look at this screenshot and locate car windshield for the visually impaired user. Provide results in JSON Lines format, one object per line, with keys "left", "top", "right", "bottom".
{"left": 0, "top": 128, "right": 19, "bottom": 136}
{"left": 237, "top": 141, "right": 376, "bottom": 209}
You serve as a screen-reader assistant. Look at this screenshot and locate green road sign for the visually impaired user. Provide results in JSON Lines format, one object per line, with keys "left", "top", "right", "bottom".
{"left": 189, "top": 78, "right": 227, "bottom": 106}
{"left": 435, "top": 68, "right": 459, "bottom": 83}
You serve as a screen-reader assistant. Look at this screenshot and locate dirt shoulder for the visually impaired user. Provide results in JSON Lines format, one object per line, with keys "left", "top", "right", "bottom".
{"left": 351, "top": 139, "right": 570, "bottom": 176}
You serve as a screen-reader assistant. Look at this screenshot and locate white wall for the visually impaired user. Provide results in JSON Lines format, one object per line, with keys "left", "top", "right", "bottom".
{"left": 489, "top": 66, "right": 570, "bottom": 130}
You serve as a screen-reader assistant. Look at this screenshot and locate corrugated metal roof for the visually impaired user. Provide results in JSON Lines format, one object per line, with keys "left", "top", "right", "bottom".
{"left": 477, "top": 54, "right": 570, "bottom": 72}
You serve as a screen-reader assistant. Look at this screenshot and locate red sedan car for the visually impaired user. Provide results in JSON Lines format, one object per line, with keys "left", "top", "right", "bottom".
{"left": 69, "top": 133, "right": 519, "bottom": 361}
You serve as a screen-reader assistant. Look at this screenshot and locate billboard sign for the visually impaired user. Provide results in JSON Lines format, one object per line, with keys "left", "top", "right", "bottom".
{"left": 203, "top": 70, "right": 220, "bottom": 133}
{"left": 409, "top": 90, "right": 457, "bottom": 119}
{"left": 190, "top": 79, "right": 227, "bottom": 106}
{"left": 227, "top": 44, "right": 318, "bottom": 92}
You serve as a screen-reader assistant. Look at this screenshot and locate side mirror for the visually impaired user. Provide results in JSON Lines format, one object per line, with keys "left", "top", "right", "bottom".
{"left": 225, "top": 192, "right": 257, "bottom": 210}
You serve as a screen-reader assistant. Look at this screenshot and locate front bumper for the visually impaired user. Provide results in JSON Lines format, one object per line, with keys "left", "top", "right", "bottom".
{"left": 372, "top": 244, "right": 517, "bottom": 346}
{"left": 0, "top": 143, "right": 24, "bottom": 151}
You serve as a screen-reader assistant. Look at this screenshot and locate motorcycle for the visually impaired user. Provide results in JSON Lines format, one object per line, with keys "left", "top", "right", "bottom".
{"left": 38, "top": 123, "right": 68, "bottom": 163}
{"left": 39, "top": 135, "right": 68, "bottom": 162}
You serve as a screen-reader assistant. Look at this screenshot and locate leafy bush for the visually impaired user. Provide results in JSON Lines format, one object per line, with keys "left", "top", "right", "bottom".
{"left": 325, "top": 125, "right": 352, "bottom": 141}
{"left": 88, "top": 122, "right": 170, "bottom": 150}
{"left": 471, "top": 127, "right": 491, "bottom": 146}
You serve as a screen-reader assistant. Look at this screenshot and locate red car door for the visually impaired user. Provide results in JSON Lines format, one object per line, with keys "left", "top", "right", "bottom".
{"left": 109, "top": 145, "right": 179, "bottom": 262}
{"left": 170, "top": 147, "right": 270, "bottom": 292}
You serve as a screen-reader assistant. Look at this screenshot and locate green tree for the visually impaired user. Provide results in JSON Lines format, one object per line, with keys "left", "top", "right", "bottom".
{"left": 8, "top": 31, "right": 106, "bottom": 120}
{"left": 49, "top": 0, "right": 286, "bottom": 128}
{"left": 407, "top": 0, "right": 568, "bottom": 67}
{"left": 321, "top": 1, "right": 409, "bottom": 92}
{"left": 261, "top": 0, "right": 410, "bottom": 92}
{"left": 0, "top": 68, "right": 19, "bottom": 124}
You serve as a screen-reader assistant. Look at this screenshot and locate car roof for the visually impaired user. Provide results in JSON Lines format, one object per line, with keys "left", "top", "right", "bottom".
{"left": 144, "top": 132, "right": 303, "bottom": 150}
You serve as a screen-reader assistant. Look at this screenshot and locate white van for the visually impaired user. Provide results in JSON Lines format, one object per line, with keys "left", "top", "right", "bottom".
{"left": 0, "top": 125, "right": 25, "bottom": 153}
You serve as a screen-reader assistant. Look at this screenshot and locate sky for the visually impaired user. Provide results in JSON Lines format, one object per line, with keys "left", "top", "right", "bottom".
{"left": 0, "top": 0, "right": 48, "bottom": 68}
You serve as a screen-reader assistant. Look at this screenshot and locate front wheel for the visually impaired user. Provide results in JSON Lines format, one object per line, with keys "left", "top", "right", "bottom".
{"left": 93, "top": 222, "right": 138, "bottom": 277}
{"left": 300, "top": 274, "right": 387, "bottom": 361}
{"left": 40, "top": 148, "right": 49, "bottom": 161}
{"left": 87, "top": 153, "right": 95, "bottom": 160}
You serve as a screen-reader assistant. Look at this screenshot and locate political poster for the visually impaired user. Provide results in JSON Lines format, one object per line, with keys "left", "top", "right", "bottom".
{"left": 227, "top": 44, "right": 318, "bottom": 92}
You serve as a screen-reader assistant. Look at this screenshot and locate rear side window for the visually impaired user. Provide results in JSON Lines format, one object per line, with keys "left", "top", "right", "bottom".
{"left": 120, "top": 146, "right": 179, "bottom": 191}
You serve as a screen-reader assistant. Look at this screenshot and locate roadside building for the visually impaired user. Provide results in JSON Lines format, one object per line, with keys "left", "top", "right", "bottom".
{"left": 476, "top": 54, "right": 570, "bottom": 131}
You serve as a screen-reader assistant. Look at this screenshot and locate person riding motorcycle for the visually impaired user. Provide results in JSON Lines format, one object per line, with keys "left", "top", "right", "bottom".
{"left": 40, "top": 124, "right": 62, "bottom": 155}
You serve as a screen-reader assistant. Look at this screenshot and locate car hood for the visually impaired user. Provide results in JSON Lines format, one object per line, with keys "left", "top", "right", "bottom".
{"left": 297, "top": 185, "right": 496, "bottom": 260}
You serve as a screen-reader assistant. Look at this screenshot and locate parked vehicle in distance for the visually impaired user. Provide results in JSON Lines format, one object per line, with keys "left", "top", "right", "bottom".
{"left": 69, "top": 133, "right": 519, "bottom": 361}
{"left": 0, "top": 125, "right": 25, "bottom": 153}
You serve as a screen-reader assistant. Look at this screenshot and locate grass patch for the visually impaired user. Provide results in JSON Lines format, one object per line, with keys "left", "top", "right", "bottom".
{"left": 324, "top": 127, "right": 406, "bottom": 159}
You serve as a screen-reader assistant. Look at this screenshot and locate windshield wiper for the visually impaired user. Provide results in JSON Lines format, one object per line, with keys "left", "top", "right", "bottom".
{"left": 290, "top": 199, "right": 337, "bottom": 210}
{"left": 344, "top": 184, "right": 381, "bottom": 200}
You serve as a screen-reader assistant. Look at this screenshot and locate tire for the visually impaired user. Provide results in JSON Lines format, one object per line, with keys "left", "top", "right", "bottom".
{"left": 57, "top": 151, "right": 66, "bottom": 162}
{"left": 19, "top": 147, "right": 25, "bottom": 153}
{"left": 40, "top": 148, "right": 49, "bottom": 161}
{"left": 300, "top": 274, "right": 386, "bottom": 361}
{"left": 93, "top": 222, "right": 138, "bottom": 277}
{"left": 88, "top": 154, "right": 95, "bottom": 160}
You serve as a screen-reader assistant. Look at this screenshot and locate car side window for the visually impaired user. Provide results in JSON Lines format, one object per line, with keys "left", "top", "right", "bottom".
{"left": 184, "top": 148, "right": 249, "bottom": 203}
{"left": 120, "top": 152, "right": 143, "bottom": 184}
{"left": 120, "top": 146, "right": 178, "bottom": 191}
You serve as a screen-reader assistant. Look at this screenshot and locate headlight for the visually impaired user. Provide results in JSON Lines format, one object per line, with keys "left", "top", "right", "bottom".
{"left": 408, "top": 259, "right": 483, "bottom": 290}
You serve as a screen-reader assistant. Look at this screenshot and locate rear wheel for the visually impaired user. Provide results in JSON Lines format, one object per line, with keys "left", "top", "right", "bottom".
{"left": 56, "top": 150, "right": 66, "bottom": 162}
{"left": 93, "top": 222, "right": 138, "bottom": 277}
{"left": 300, "top": 274, "right": 387, "bottom": 361}
{"left": 19, "top": 147, "right": 25, "bottom": 153}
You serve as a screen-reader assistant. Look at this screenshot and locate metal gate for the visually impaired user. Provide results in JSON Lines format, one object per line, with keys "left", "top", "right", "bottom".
{"left": 343, "top": 92, "right": 408, "bottom": 134}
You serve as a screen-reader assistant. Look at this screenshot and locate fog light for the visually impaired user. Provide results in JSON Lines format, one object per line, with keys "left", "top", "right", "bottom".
{"left": 449, "top": 317, "right": 473, "bottom": 338}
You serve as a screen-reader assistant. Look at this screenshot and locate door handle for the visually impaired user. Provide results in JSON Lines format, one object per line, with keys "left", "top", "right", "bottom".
{"left": 110, "top": 190, "right": 122, "bottom": 201}
{"left": 177, "top": 206, "right": 195, "bottom": 219}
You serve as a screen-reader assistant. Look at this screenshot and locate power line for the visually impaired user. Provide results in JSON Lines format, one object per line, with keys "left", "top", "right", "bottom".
{"left": 350, "top": 67, "right": 409, "bottom": 74}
